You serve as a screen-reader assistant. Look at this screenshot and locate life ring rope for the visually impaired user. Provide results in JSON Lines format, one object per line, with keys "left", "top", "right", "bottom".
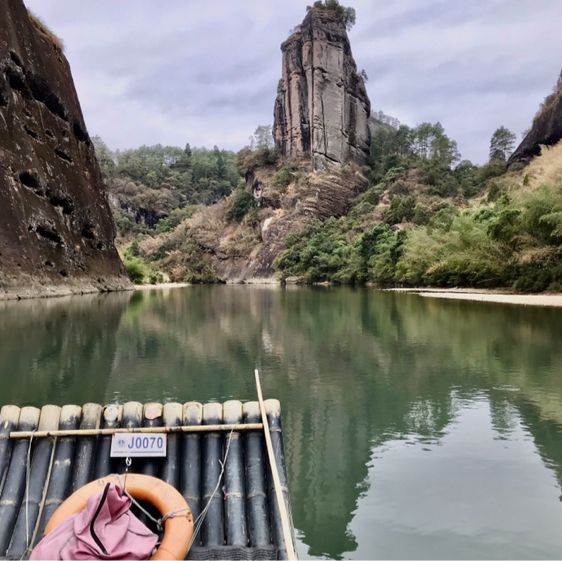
{"left": 112, "top": 473, "right": 191, "bottom": 531}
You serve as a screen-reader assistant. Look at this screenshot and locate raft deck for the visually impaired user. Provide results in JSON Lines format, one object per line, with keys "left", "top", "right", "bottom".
{"left": 0, "top": 400, "right": 295, "bottom": 560}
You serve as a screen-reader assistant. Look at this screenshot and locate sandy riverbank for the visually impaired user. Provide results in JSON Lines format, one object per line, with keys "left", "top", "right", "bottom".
{"left": 133, "top": 282, "right": 191, "bottom": 291}
{"left": 389, "top": 288, "right": 562, "bottom": 308}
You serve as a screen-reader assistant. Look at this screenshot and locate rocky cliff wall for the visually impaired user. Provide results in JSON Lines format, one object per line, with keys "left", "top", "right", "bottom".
{"left": 509, "top": 84, "right": 562, "bottom": 166}
{"left": 0, "top": 0, "right": 130, "bottom": 299}
{"left": 273, "top": 7, "right": 371, "bottom": 170}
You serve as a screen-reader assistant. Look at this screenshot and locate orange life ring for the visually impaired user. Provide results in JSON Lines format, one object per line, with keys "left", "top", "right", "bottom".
{"left": 44, "top": 474, "right": 193, "bottom": 560}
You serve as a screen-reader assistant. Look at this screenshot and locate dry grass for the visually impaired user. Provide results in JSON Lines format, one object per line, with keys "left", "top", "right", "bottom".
{"left": 27, "top": 10, "right": 64, "bottom": 53}
{"left": 493, "top": 140, "right": 562, "bottom": 196}
{"left": 522, "top": 141, "right": 562, "bottom": 189}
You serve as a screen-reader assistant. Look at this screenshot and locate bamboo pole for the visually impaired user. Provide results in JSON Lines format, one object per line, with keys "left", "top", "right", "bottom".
{"left": 10, "top": 423, "right": 264, "bottom": 439}
{"left": 254, "top": 369, "right": 297, "bottom": 561}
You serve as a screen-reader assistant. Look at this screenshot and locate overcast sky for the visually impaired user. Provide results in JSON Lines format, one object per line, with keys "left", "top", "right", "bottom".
{"left": 24, "top": 0, "right": 562, "bottom": 163}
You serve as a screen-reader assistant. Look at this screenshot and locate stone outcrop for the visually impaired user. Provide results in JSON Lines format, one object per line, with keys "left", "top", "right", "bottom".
{"left": 139, "top": 163, "right": 369, "bottom": 283}
{"left": 509, "top": 79, "right": 562, "bottom": 166}
{"left": 273, "top": 6, "right": 371, "bottom": 171}
{"left": 0, "top": 0, "right": 130, "bottom": 299}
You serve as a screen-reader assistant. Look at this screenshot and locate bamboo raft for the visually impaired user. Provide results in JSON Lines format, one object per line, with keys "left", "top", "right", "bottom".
{"left": 0, "top": 398, "right": 296, "bottom": 560}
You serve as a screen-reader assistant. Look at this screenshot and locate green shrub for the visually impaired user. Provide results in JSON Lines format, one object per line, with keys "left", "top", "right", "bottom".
{"left": 226, "top": 190, "right": 255, "bottom": 222}
{"left": 310, "top": 0, "right": 356, "bottom": 29}
{"left": 123, "top": 256, "right": 148, "bottom": 284}
{"left": 155, "top": 206, "right": 197, "bottom": 234}
{"left": 487, "top": 182, "right": 502, "bottom": 202}
{"left": 382, "top": 167, "right": 406, "bottom": 185}
{"left": 113, "top": 210, "right": 134, "bottom": 236}
{"left": 362, "top": 185, "right": 383, "bottom": 206}
{"left": 128, "top": 239, "right": 141, "bottom": 257}
{"left": 274, "top": 219, "right": 362, "bottom": 283}
{"left": 148, "top": 271, "right": 164, "bottom": 284}
{"left": 383, "top": 195, "right": 416, "bottom": 225}
{"left": 412, "top": 204, "right": 432, "bottom": 225}
{"left": 349, "top": 201, "right": 375, "bottom": 218}
{"left": 237, "top": 147, "right": 278, "bottom": 175}
{"left": 272, "top": 167, "right": 292, "bottom": 189}
{"left": 360, "top": 224, "right": 404, "bottom": 285}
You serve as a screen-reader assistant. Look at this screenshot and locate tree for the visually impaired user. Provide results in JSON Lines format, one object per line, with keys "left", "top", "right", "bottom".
{"left": 310, "top": 0, "right": 356, "bottom": 30}
{"left": 250, "top": 125, "right": 274, "bottom": 150}
{"left": 489, "top": 127, "right": 516, "bottom": 162}
{"left": 92, "top": 136, "right": 116, "bottom": 177}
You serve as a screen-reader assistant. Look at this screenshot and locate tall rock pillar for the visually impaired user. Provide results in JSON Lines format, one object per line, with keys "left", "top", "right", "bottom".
{"left": 273, "top": 6, "right": 371, "bottom": 171}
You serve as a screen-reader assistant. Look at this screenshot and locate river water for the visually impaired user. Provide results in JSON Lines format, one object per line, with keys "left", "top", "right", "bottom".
{"left": 1, "top": 286, "right": 561, "bottom": 559}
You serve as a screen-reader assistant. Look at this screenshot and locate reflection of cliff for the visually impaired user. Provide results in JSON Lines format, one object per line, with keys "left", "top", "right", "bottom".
{"left": 0, "top": 292, "right": 131, "bottom": 404}
{"left": 1, "top": 287, "right": 560, "bottom": 559}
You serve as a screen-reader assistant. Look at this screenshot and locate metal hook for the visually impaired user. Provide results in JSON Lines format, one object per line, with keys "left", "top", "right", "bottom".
{"left": 124, "top": 456, "right": 132, "bottom": 490}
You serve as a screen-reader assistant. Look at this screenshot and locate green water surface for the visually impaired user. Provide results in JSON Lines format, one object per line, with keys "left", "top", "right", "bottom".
{"left": 1, "top": 286, "right": 561, "bottom": 559}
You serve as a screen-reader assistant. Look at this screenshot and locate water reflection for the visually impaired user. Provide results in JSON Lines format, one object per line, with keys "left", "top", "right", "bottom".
{"left": 0, "top": 286, "right": 561, "bottom": 559}
{"left": 349, "top": 396, "right": 562, "bottom": 559}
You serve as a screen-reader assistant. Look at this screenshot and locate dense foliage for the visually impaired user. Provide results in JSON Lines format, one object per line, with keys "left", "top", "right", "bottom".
{"left": 275, "top": 119, "right": 562, "bottom": 292}
{"left": 226, "top": 190, "right": 255, "bottom": 222}
{"left": 275, "top": 182, "right": 562, "bottom": 291}
{"left": 98, "top": 112, "right": 561, "bottom": 292}
{"left": 93, "top": 137, "right": 239, "bottom": 235}
{"left": 122, "top": 241, "right": 164, "bottom": 285}
{"left": 369, "top": 120, "right": 505, "bottom": 198}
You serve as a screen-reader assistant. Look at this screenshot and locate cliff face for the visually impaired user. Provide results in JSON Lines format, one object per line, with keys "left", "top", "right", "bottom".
{"left": 139, "top": 164, "right": 369, "bottom": 283}
{"left": 0, "top": 0, "right": 130, "bottom": 299}
{"left": 273, "top": 7, "right": 371, "bottom": 171}
{"left": 509, "top": 83, "right": 562, "bottom": 166}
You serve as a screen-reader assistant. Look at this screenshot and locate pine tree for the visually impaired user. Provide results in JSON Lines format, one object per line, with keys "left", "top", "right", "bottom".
{"left": 489, "top": 127, "right": 516, "bottom": 162}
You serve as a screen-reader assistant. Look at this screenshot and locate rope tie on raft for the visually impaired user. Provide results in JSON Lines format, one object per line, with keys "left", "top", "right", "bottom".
{"left": 113, "top": 426, "right": 235, "bottom": 541}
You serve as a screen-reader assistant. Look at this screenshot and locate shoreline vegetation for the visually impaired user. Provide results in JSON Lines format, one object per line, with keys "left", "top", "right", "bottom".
{"left": 106, "top": 112, "right": 562, "bottom": 294}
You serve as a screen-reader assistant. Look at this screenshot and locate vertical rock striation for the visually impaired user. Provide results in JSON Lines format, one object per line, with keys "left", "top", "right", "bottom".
{"left": 273, "top": 6, "right": 371, "bottom": 170}
{"left": 0, "top": 0, "right": 130, "bottom": 299}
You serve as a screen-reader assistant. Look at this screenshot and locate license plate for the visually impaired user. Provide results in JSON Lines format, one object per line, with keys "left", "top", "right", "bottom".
{"left": 110, "top": 433, "right": 167, "bottom": 457}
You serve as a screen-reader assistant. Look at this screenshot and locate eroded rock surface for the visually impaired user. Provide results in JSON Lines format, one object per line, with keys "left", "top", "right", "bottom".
{"left": 140, "top": 164, "right": 369, "bottom": 283}
{"left": 0, "top": 0, "right": 130, "bottom": 299}
{"left": 509, "top": 81, "right": 562, "bottom": 166}
{"left": 273, "top": 6, "right": 371, "bottom": 170}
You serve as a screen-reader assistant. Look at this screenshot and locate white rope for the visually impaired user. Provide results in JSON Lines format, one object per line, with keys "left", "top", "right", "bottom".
{"left": 188, "top": 426, "right": 235, "bottom": 549}
{"left": 113, "top": 473, "right": 161, "bottom": 527}
{"left": 112, "top": 426, "right": 235, "bottom": 545}
{"left": 21, "top": 430, "right": 35, "bottom": 560}
{"left": 27, "top": 437, "right": 57, "bottom": 557}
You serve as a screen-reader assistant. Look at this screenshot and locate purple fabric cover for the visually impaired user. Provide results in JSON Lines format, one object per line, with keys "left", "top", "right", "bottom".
{"left": 30, "top": 482, "right": 158, "bottom": 560}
